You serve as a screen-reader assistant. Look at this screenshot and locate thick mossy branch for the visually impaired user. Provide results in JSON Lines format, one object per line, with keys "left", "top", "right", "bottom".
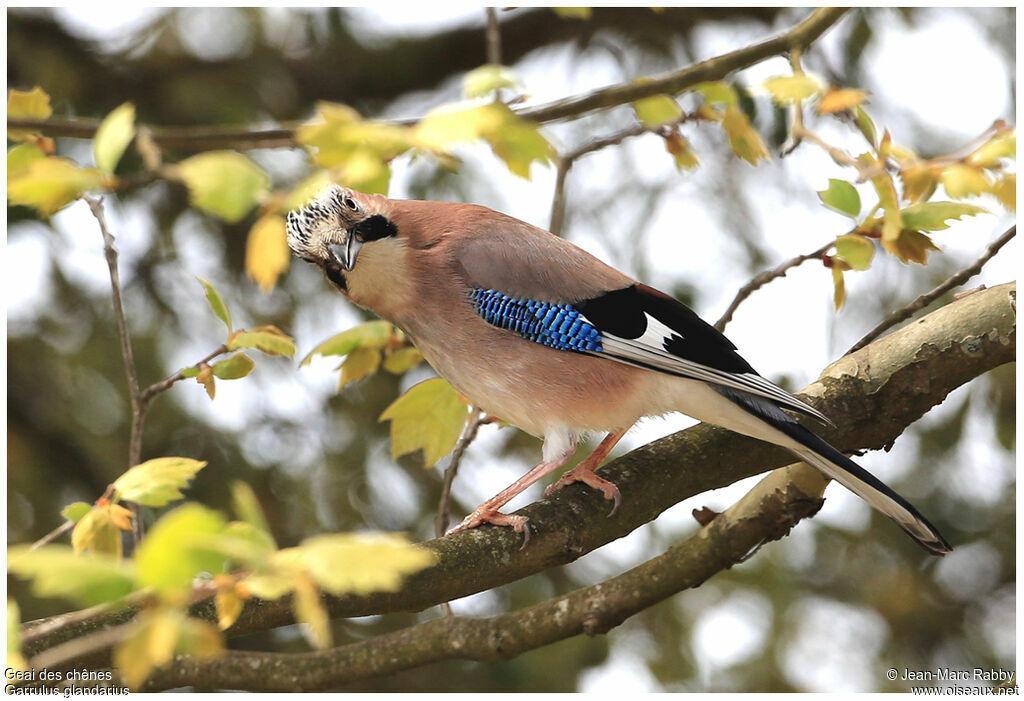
{"left": 21, "top": 282, "right": 1016, "bottom": 674}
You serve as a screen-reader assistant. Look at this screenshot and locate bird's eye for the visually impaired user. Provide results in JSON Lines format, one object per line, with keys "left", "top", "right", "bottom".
{"left": 343, "top": 197, "right": 358, "bottom": 211}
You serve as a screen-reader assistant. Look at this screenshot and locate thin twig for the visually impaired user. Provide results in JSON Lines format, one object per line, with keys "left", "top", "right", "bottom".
{"left": 28, "top": 622, "right": 135, "bottom": 672}
{"left": 30, "top": 521, "right": 74, "bottom": 550}
{"left": 433, "top": 408, "right": 486, "bottom": 617}
{"left": 7, "top": 9, "right": 848, "bottom": 151}
{"left": 485, "top": 8, "right": 502, "bottom": 66}
{"left": 715, "top": 242, "right": 833, "bottom": 331}
{"left": 136, "top": 344, "right": 231, "bottom": 403}
{"left": 848, "top": 225, "right": 1016, "bottom": 354}
{"left": 84, "top": 196, "right": 145, "bottom": 543}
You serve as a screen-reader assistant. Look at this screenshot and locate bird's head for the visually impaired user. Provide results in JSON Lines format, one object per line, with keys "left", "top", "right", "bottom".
{"left": 286, "top": 185, "right": 398, "bottom": 292}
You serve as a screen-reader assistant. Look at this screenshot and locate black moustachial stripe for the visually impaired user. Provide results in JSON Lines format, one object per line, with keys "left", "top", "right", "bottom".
{"left": 574, "top": 284, "right": 755, "bottom": 375}
{"left": 353, "top": 215, "right": 397, "bottom": 242}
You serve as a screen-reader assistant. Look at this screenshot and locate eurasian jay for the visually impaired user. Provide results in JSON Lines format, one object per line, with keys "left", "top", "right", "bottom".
{"left": 286, "top": 185, "right": 951, "bottom": 555}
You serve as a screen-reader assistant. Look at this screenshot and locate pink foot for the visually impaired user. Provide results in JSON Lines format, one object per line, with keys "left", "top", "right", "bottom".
{"left": 544, "top": 466, "right": 622, "bottom": 516}
{"left": 446, "top": 508, "right": 531, "bottom": 547}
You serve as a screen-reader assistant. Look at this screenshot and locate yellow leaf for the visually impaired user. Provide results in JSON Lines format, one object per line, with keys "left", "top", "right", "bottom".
{"left": 228, "top": 325, "right": 296, "bottom": 358}
{"left": 7, "top": 157, "right": 103, "bottom": 216}
{"left": 215, "top": 584, "right": 245, "bottom": 631}
{"left": 245, "top": 214, "right": 290, "bottom": 292}
{"left": 882, "top": 230, "right": 941, "bottom": 265}
{"left": 176, "top": 151, "right": 269, "bottom": 223}
{"left": 113, "top": 607, "right": 183, "bottom": 689}
{"left": 293, "top": 533, "right": 437, "bottom": 596}
{"left": 991, "top": 174, "right": 1015, "bottom": 211}
{"left": 243, "top": 572, "right": 295, "bottom": 600}
{"left": 967, "top": 130, "right": 1015, "bottom": 168}
{"left": 113, "top": 457, "right": 207, "bottom": 508}
{"left": 293, "top": 573, "right": 331, "bottom": 649}
{"left": 552, "top": 7, "right": 591, "bottom": 19}
{"left": 691, "top": 81, "right": 738, "bottom": 107}
{"left": 282, "top": 170, "right": 333, "bottom": 212}
{"left": 834, "top": 234, "right": 875, "bottom": 270}
{"left": 721, "top": 105, "right": 769, "bottom": 166}
{"left": 93, "top": 102, "right": 136, "bottom": 174}
{"left": 379, "top": 377, "right": 470, "bottom": 467}
{"left": 7, "top": 600, "right": 27, "bottom": 674}
{"left": 7, "top": 86, "right": 52, "bottom": 141}
{"left": 631, "top": 93, "right": 682, "bottom": 127}
{"left": 332, "top": 149, "right": 392, "bottom": 194}
{"left": 899, "top": 164, "right": 937, "bottom": 204}
{"left": 871, "top": 173, "right": 902, "bottom": 244}
{"left": 464, "top": 64, "right": 519, "bottom": 98}
{"left": 7, "top": 545, "right": 135, "bottom": 607}
{"left": 7, "top": 143, "right": 45, "bottom": 175}
{"left": 300, "top": 321, "right": 393, "bottom": 366}
{"left": 940, "top": 164, "right": 990, "bottom": 199}
{"left": 108, "top": 503, "right": 135, "bottom": 531}
{"left": 664, "top": 131, "right": 699, "bottom": 170}
{"left": 831, "top": 266, "right": 846, "bottom": 310}
{"left": 230, "top": 481, "right": 274, "bottom": 543}
{"left": 763, "top": 74, "right": 822, "bottom": 104}
{"left": 900, "top": 202, "right": 988, "bottom": 231}
{"left": 176, "top": 617, "right": 224, "bottom": 660}
{"left": 297, "top": 102, "right": 410, "bottom": 168}
{"left": 338, "top": 347, "right": 381, "bottom": 389}
{"left": 196, "top": 364, "right": 215, "bottom": 399}
{"left": 71, "top": 505, "right": 122, "bottom": 559}
{"left": 816, "top": 87, "right": 868, "bottom": 114}
{"left": 382, "top": 347, "right": 424, "bottom": 374}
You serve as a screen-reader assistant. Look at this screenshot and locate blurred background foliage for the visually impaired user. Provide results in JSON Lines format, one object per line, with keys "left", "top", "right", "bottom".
{"left": 6, "top": 7, "right": 1016, "bottom": 692}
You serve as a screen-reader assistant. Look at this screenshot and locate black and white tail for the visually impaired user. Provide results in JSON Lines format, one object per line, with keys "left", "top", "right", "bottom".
{"left": 718, "top": 390, "right": 952, "bottom": 556}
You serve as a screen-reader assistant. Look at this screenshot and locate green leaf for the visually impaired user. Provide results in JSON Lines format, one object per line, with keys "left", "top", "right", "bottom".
{"left": 71, "top": 506, "right": 122, "bottom": 559}
{"left": 212, "top": 353, "right": 255, "bottom": 380}
{"left": 631, "top": 94, "right": 682, "bottom": 127}
{"left": 691, "top": 81, "right": 738, "bottom": 107}
{"left": 853, "top": 106, "right": 877, "bottom": 147}
{"left": 297, "top": 102, "right": 411, "bottom": 169}
{"left": 7, "top": 545, "right": 135, "bottom": 607}
{"left": 721, "top": 105, "right": 769, "bottom": 166}
{"left": 113, "top": 457, "right": 207, "bottom": 507}
{"left": 283, "top": 170, "right": 334, "bottom": 211}
{"left": 176, "top": 151, "right": 269, "bottom": 223}
{"left": 192, "top": 522, "right": 277, "bottom": 569}
{"left": 293, "top": 533, "right": 437, "bottom": 596}
{"left": 227, "top": 325, "right": 296, "bottom": 358}
{"left": 300, "top": 321, "right": 393, "bottom": 366}
{"left": 7, "top": 143, "right": 45, "bottom": 174}
{"left": 900, "top": 202, "right": 988, "bottom": 231}
{"left": 940, "top": 164, "right": 990, "bottom": 199}
{"left": 382, "top": 347, "right": 424, "bottom": 375}
{"left": 834, "top": 234, "right": 875, "bottom": 271}
{"left": 817, "top": 179, "right": 861, "bottom": 218}
{"left": 464, "top": 64, "right": 518, "bottom": 98}
{"left": 61, "top": 501, "right": 93, "bottom": 524}
{"left": 379, "top": 378, "right": 470, "bottom": 468}
{"left": 7, "top": 157, "right": 103, "bottom": 216}
{"left": 871, "top": 173, "right": 902, "bottom": 244}
{"left": 93, "top": 102, "right": 136, "bottom": 173}
{"left": 198, "top": 278, "right": 232, "bottom": 333}
{"left": 134, "top": 504, "right": 229, "bottom": 595}
{"left": 338, "top": 347, "right": 381, "bottom": 389}
{"left": 763, "top": 74, "right": 822, "bottom": 104}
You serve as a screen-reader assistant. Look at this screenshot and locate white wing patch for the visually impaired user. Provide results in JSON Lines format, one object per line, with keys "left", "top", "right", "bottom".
{"left": 586, "top": 312, "right": 832, "bottom": 425}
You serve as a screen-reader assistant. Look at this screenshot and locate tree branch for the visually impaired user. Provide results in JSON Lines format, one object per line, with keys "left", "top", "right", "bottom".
{"left": 22, "top": 282, "right": 1016, "bottom": 674}
{"left": 715, "top": 242, "right": 832, "bottom": 331}
{"left": 848, "top": 226, "right": 1016, "bottom": 353}
{"left": 7, "top": 9, "right": 848, "bottom": 151}
{"left": 142, "top": 465, "right": 824, "bottom": 691}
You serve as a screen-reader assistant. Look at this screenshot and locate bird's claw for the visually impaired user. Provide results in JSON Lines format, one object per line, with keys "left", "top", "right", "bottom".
{"left": 445, "top": 509, "right": 531, "bottom": 548}
{"left": 545, "top": 466, "right": 622, "bottom": 517}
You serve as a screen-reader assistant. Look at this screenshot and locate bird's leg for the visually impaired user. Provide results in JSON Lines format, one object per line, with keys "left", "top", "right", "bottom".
{"left": 544, "top": 428, "right": 629, "bottom": 515}
{"left": 446, "top": 447, "right": 575, "bottom": 545}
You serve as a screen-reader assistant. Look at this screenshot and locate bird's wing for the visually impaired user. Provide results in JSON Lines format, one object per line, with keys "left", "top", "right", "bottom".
{"left": 457, "top": 226, "right": 830, "bottom": 425}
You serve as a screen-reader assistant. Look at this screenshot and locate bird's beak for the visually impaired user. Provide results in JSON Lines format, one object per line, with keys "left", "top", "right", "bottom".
{"left": 328, "top": 234, "right": 362, "bottom": 271}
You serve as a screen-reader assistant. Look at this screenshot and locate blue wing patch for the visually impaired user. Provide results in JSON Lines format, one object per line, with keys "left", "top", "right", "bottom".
{"left": 469, "top": 288, "right": 603, "bottom": 352}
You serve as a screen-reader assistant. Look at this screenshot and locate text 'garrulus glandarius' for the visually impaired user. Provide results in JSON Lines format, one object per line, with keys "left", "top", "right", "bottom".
{"left": 286, "top": 185, "right": 951, "bottom": 556}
